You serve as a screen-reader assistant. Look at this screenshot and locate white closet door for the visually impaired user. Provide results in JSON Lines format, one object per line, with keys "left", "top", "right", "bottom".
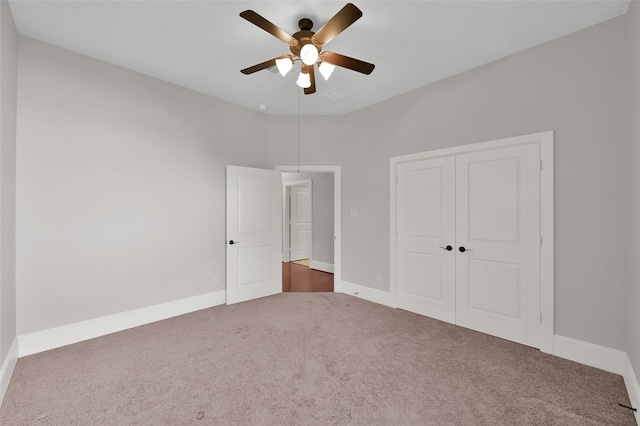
{"left": 455, "top": 144, "right": 540, "bottom": 347}
{"left": 396, "top": 157, "right": 456, "bottom": 323}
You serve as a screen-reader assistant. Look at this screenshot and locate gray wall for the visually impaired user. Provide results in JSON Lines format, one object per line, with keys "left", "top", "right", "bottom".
{"left": 282, "top": 172, "right": 334, "bottom": 265}
{"left": 12, "top": 7, "right": 638, "bottom": 363}
{"left": 0, "top": 0, "right": 17, "bottom": 366}
{"left": 627, "top": 2, "right": 640, "bottom": 379}
{"left": 267, "top": 14, "right": 631, "bottom": 351}
{"left": 16, "top": 38, "right": 267, "bottom": 335}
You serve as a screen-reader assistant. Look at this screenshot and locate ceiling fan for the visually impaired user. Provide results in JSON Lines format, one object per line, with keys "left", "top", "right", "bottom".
{"left": 240, "top": 3, "right": 375, "bottom": 95}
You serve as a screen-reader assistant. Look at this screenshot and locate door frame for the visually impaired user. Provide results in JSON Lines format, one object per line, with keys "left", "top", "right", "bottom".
{"left": 282, "top": 179, "right": 312, "bottom": 263}
{"left": 390, "top": 131, "right": 554, "bottom": 354}
{"left": 276, "top": 165, "right": 341, "bottom": 290}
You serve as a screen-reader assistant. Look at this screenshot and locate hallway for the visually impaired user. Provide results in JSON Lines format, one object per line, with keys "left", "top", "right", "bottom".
{"left": 282, "top": 261, "right": 334, "bottom": 292}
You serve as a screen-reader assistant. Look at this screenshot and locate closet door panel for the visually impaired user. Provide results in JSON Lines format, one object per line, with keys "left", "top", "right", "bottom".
{"left": 455, "top": 144, "right": 540, "bottom": 348}
{"left": 396, "top": 157, "right": 456, "bottom": 323}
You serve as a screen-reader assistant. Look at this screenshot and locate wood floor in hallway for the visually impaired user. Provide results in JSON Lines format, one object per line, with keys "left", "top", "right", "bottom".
{"left": 282, "top": 262, "right": 334, "bottom": 292}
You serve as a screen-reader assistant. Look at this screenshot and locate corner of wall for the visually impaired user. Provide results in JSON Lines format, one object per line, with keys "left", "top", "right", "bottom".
{"left": 627, "top": 0, "right": 640, "bottom": 404}
{"left": 338, "top": 280, "right": 394, "bottom": 308}
{"left": 553, "top": 334, "right": 639, "bottom": 419}
{"left": 623, "top": 352, "right": 640, "bottom": 424}
{"left": 0, "top": 338, "right": 18, "bottom": 406}
{"left": 0, "top": 0, "right": 19, "bottom": 376}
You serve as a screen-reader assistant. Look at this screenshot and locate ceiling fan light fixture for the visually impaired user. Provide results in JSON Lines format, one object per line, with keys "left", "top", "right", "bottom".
{"left": 296, "top": 71, "right": 312, "bottom": 88}
{"left": 300, "top": 43, "right": 319, "bottom": 66}
{"left": 240, "top": 4, "right": 374, "bottom": 95}
{"left": 319, "top": 62, "right": 336, "bottom": 81}
{"left": 275, "top": 57, "right": 293, "bottom": 76}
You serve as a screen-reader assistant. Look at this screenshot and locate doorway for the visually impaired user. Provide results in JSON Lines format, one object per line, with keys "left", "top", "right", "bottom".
{"left": 277, "top": 166, "right": 341, "bottom": 293}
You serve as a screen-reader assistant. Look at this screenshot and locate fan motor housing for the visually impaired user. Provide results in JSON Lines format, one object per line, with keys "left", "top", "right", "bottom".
{"left": 290, "top": 29, "right": 319, "bottom": 57}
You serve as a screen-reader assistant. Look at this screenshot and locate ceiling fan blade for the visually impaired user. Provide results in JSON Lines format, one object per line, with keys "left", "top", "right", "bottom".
{"left": 240, "top": 10, "right": 298, "bottom": 46}
{"left": 241, "top": 57, "right": 278, "bottom": 75}
{"left": 303, "top": 65, "right": 316, "bottom": 95}
{"left": 321, "top": 52, "right": 375, "bottom": 75}
{"left": 312, "top": 3, "right": 363, "bottom": 46}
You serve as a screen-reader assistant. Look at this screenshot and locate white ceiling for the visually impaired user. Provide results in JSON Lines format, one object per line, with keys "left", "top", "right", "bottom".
{"left": 8, "top": 1, "right": 630, "bottom": 115}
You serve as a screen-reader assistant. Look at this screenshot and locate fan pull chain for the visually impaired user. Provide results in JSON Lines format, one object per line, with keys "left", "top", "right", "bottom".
{"left": 297, "top": 89, "right": 300, "bottom": 173}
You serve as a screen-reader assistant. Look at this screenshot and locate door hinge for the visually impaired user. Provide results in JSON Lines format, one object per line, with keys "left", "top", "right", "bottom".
{"left": 540, "top": 236, "right": 543, "bottom": 247}
{"left": 540, "top": 313, "right": 543, "bottom": 323}
{"left": 540, "top": 161, "right": 543, "bottom": 171}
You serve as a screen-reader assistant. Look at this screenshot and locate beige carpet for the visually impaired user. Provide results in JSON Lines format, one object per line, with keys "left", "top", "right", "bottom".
{"left": 0, "top": 293, "right": 635, "bottom": 425}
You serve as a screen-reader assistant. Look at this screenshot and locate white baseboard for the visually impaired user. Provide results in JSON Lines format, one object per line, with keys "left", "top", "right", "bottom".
{"left": 622, "top": 353, "right": 640, "bottom": 424}
{"left": 309, "top": 260, "right": 334, "bottom": 273}
{"left": 0, "top": 338, "right": 18, "bottom": 406}
{"left": 553, "top": 335, "right": 626, "bottom": 375}
{"left": 339, "top": 280, "right": 393, "bottom": 307}
{"left": 19, "top": 290, "right": 226, "bottom": 357}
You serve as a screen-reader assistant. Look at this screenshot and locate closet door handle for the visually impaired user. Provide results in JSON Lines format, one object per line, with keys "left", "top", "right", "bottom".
{"left": 439, "top": 245, "right": 453, "bottom": 251}
{"left": 459, "top": 246, "right": 470, "bottom": 253}
{"left": 228, "top": 240, "right": 239, "bottom": 245}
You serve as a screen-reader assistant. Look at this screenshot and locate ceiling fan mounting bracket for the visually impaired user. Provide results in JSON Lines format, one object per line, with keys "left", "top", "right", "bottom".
{"left": 298, "top": 18, "right": 314, "bottom": 31}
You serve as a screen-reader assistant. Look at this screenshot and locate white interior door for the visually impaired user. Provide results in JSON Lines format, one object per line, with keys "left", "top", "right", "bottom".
{"left": 396, "top": 157, "right": 456, "bottom": 323}
{"left": 290, "top": 186, "right": 312, "bottom": 261}
{"left": 226, "top": 166, "right": 282, "bottom": 305}
{"left": 455, "top": 144, "right": 540, "bottom": 347}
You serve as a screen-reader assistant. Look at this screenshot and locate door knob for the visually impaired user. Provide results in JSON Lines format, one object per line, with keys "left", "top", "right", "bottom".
{"left": 459, "top": 246, "right": 469, "bottom": 252}
{"left": 439, "top": 245, "right": 453, "bottom": 251}
{"left": 229, "top": 240, "right": 239, "bottom": 245}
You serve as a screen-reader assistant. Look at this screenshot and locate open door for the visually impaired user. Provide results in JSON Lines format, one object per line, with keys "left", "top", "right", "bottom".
{"left": 226, "top": 166, "right": 282, "bottom": 304}
{"left": 289, "top": 185, "right": 312, "bottom": 261}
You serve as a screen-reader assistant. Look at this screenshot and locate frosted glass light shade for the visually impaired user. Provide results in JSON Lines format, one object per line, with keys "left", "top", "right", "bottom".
{"left": 275, "top": 57, "right": 293, "bottom": 76}
{"left": 296, "top": 71, "right": 311, "bottom": 88}
{"left": 319, "top": 62, "right": 335, "bottom": 80}
{"left": 300, "top": 44, "right": 319, "bottom": 66}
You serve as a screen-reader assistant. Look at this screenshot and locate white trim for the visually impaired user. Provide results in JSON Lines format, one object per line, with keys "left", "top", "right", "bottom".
{"left": 622, "top": 353, "right": 640, "bottom": 424}
{"left": 283, "top": 179, "right": 311, "bottom": 188}
{"left": 391, "top": 131, "right": 553, "bottom": 162}
{"left": 309, "top": 260, "right": 334, "bottom": 273}
{"left": 339, "top": 281, "right": 394, "bottom": 307}
{"left": 276, "top": 165, "right": 341, "bottom": 286}
{"left": 539, "top": 134, "right": 555, "bottom": 354}
{"left": 390, "top": 131, "right": 554, "bottom": 353}
{"left": 0, "top": 338, "right": 18, "bottom": 405}
{"left": 19, "top": 291, "right": 226, "bottom": 357}
{"left": 389, "top": 157, "right": 398, "bottom": 309}
{"left": 553, "top": 335, "right": 625, "bottom": 374}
